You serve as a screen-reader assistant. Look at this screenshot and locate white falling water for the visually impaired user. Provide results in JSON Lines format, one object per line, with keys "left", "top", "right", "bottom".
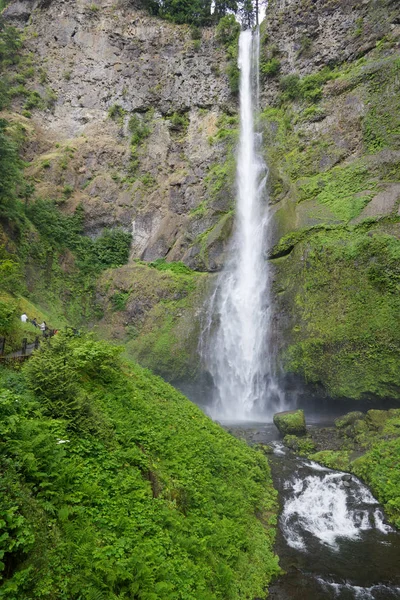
{"left": 204, "top": 29, "right": 285, "bottom": 421}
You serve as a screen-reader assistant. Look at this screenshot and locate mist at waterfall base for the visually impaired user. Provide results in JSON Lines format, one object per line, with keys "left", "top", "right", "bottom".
{"left": 201, "top": 29, "right": 286, "bottom": 423}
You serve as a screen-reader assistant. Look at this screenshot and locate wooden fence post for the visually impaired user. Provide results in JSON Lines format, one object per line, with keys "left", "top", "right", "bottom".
{"left": 0, "top": 337, "right": 5, "bottom": 356}
{"left": 21, "top": 338, "right": 27, "bottom": 356}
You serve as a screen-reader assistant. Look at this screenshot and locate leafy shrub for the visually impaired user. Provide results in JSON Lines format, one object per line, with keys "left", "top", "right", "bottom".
{"left": 108, "top": 104, "right": 125, "bottom": 121}
{"left": 23, "top": 91, "right": 43, "bottom": 110}
{"left": 279, "top": 74, "right": 301, "bottom": 100}
{"left": 24, "top": 334, "right": 122, "bottom": 420}
{"left": 0, "top": 299, "right": 17, "bottom": 334}
{"left": 190, "top": 25, "right": 202, "bottom": 40}
{"left": 216, "top": 14, "right": 240, "bottom": 46}
{"left": 261, "top": 58, "right": 281, "bottom": 77}
{"left": 90, "top": 228, "right": 132, "bottom": 270}
{"left": 62, "top": 184, "right": 73, "bottom": 197}
{"left": 128, "top": 114, "right": 150, "bottom": 144}
{"left": 169, "top": 111, "right": 189, "bottom": 131}
{"left": 280, "top": 67, "right": 335, "bottom": 103}
{"left": 227, "top": 63, "right": 240, "bottom": 94}
{"left": 111, "top": 291, "right": 130, "bottom": 311}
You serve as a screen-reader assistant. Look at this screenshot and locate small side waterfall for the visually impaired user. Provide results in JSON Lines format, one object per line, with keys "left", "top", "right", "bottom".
{"left": 204, "top": 29, "right": 285, "bottom": 421}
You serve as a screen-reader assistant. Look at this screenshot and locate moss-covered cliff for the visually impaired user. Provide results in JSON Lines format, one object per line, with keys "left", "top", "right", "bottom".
{"left": 260, "top": 0, "right": 400, "bottom": 400}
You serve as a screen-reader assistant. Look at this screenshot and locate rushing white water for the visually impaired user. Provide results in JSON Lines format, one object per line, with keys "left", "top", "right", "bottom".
{"left": 316, "top": 579, "right": 400, "bottom": 599}
{"left": 204, "top": 29, "right": 285, "bottom": 421}
{"left": 281, "top": 467, "right": 393, "bottom": 552}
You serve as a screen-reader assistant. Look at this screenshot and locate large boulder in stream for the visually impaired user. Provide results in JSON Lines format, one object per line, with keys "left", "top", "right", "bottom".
{"left": 273, "top": 410, "right": 307, "bottom": 436}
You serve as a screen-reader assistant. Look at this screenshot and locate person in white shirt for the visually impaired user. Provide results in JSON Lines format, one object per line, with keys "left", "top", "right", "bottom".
{"left": 21, "top": 313, "right": 28, "bottom": 323}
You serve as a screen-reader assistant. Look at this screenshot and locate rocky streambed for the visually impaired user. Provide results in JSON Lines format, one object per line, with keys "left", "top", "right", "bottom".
{"left": 226, "top": 408, "right": 400, "bottom": 600}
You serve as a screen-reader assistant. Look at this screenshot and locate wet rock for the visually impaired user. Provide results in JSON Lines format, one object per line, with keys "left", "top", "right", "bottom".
{"left": 273, "top": 410, "right": 307, "bottom": 436}
{"left": 283, "top": 434, "right": 316, "bottom": 455}
{"left": 253, "top": 443, "right": 274, "bottom": 455}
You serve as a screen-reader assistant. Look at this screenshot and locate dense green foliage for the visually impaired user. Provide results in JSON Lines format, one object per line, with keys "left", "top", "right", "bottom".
{"left": 277, "top": 225, "right": 400, "bottom": 399}
{"left": 26, "top": 200, "right": 131, "bottom": 274}
{"left": 138, "top": 0, "right": 258, "bottom": 26}
{"left": 0, "top": 334, "right": 280, "bottom": 598}
{"left": 353, "top": 435, "right": 400, "bottom": 528}
{"left": 1, "top": 198, "right": 132, "bottom": 325}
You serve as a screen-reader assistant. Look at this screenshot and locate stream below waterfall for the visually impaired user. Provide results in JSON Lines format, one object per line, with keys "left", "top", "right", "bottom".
{"left": 226, "top": 422, "right": 400, "bottom": 600}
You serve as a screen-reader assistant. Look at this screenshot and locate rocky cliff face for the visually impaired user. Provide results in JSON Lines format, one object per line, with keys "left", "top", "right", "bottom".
{"left": 3, "top": 0, "right": 237, "bottom": 378}
{"left": 5, "top": 0, "right": 236, "bottom": 271}
{"left": 260, "top": 0, "right": 400, "bottom": 400}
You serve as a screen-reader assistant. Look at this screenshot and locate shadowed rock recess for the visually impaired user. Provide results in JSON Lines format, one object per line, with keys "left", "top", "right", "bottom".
{"left": 3, "top": 0, "right": 400, "bottom": 398}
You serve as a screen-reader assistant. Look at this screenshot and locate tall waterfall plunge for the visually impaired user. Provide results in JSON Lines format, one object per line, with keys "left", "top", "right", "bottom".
{"left": 204, "top": 29, "right": 285, "bottom": 421}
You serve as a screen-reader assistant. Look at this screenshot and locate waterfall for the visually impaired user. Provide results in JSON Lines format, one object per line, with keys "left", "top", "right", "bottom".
{"left": 204, "top": 28, "right": 285, "bottom": 421}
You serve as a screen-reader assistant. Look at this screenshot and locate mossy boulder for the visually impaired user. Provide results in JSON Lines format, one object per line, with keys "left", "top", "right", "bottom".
{"left": 335, "top": 411, "right": 366, "bottom": 438}
{"left": 283, "top": 434, "right": 316, "bottom": 455}
{"left": 365, "top": 409, "right": 391, "bottom": 431}
{"left": 273, "top": 409, "right": 306, "bottom": 436}
{"left": 335, "top": 411, "right": 365, "bottom": 429}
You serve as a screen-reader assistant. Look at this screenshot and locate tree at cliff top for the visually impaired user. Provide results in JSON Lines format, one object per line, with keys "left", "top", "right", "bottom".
{"left": 0, "top": 332, "right": 280, "bottom": 598}
{"left": 139, "top": 0, "right": 260, "bottom": 26}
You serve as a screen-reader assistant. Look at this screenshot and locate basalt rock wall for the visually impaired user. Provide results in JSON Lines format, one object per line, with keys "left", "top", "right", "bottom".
{"left": 261, "top": 0, "right": 400, "bottom": 401}
{"left": 5, "top": 0, "right": 236, "bottom": 272}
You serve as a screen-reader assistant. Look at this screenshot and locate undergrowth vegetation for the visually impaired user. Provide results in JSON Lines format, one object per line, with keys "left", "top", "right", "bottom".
{"left": 0, "top": 333, "right": 280, "bottom": 599}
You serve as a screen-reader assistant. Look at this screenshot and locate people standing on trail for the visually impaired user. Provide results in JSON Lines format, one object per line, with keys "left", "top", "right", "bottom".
{"left": 21, "top": 313, "right": 28, "bottom": 323}
{"left": 40, "top": 321, "right": 46, "bottom": 333}
{"left": 31, "top": 318, "right": 38, "bottom": 328}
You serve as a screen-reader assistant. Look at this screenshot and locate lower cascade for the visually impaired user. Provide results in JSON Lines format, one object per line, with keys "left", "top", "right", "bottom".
{"left": 281, "top": 464, "right": 393, "bottom": 552}
{"left": 268, "top": 439, "right": 400, "bottom": 600}
{"left": 204, "top": 28, "right": 285, "bottom": 422}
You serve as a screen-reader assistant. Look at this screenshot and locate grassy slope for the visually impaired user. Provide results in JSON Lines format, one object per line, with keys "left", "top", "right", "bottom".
{"left": 0, "top": 334, "right": 280, "bottom": 599}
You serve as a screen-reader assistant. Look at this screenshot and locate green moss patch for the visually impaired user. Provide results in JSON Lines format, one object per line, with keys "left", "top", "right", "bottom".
{"left": 276, "top": 224, "right": 400, "bottom": 399}
{"left": 309, "top": 450, "right": 351, "bottom": 471}
{"left": 97, "top": 263, "right": 208, "bottom": 381}
{"left": 283, "top": 434, "right": 316, "bottom": 455}
{"left": 297, "top": 162, "right": 377, "bottom": 222}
